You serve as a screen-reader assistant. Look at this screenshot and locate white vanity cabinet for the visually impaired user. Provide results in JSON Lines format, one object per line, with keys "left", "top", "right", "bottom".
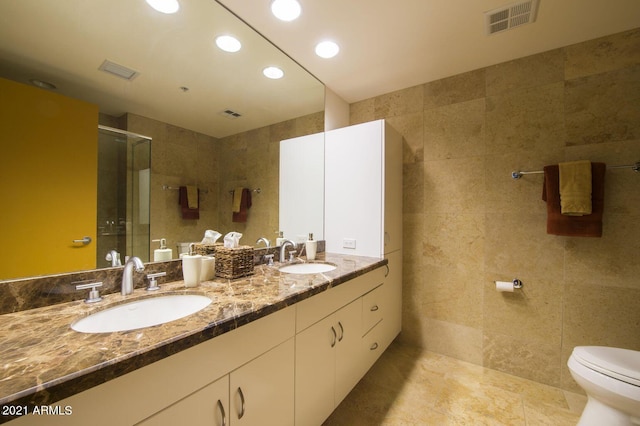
{"left": 12, "top": 307, "right": 296, "bottom": 426}
{"left": 294, "top": 267, "right": 389, "bottom": 426}
{"left": 139, "top": 338, "right": 294, "bottom": 426}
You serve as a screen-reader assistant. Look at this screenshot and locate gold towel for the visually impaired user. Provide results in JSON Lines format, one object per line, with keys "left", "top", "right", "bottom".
{"left": 232, "top": 187, "right": 244, "bottom": 213}
{"left": 186, "top": 185, "right": 198, "bottom": 209}
{"left": 559, "top": 160, "right": 592, "bottom": 216}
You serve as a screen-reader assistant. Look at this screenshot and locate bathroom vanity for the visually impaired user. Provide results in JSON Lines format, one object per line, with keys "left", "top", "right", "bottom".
{"left": 1, "top": 253, "right": 399, "bottom": 425}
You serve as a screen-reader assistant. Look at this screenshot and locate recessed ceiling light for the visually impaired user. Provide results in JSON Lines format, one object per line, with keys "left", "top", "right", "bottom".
{"left": 263, "top": 66, "right": 284, "bottom": 79}
{"left": 215, "top": 35, "right": 242, "bottom": 53}
{"left": 315, "top": 40, "right": 340, "bottom": 59}
{"left": 271, "top": 0, "right": 301, "bottom": 21}
{"left": 145, "top": 0, "right": 179, "bottom": 14}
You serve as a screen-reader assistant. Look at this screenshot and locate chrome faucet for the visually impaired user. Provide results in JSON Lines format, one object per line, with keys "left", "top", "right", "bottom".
{"left": 255, "top": 237, "right": 271, "bottom": 248}
{"left": 279, "top": 239, "right": 297, "bottom": 262}
{"left": 106, "top": 249, "right": 122, "bottom": 267}
{"left": 122, "top": 256, "right": 145, "bottom": 295}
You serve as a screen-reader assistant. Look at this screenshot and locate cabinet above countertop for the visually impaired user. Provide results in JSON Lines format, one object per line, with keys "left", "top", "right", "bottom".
{"left": 0, "top": 253, "right": 386, "bottom": 415}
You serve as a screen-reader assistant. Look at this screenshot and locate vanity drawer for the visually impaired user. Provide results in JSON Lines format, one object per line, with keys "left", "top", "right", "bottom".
{"left": 362, "top": 283, "right": 384, "bottom": 335}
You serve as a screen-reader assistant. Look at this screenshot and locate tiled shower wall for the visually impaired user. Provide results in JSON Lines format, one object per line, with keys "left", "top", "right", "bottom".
{"left": 350, "top": 28, "right": 640, "bottom": 391}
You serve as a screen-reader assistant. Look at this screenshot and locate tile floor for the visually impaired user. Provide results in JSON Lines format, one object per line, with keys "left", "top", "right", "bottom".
{"left": 324, "top": 341, "right": 586, "bottom": 425}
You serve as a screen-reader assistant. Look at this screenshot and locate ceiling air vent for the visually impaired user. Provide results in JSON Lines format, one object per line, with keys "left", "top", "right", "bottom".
{"left": 485, "top": 0, "right": 539, "bottom": 35}
{"left": 219, "top": 109, "right": 243, "bottom": 119}
{"left": 99, "top": 60, "right": 139, "bottom": 80}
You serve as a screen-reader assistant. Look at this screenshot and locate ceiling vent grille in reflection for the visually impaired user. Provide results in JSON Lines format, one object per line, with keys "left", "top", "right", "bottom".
{"left": 485, "top": 0, "right": 539, "bottom": 35}
{"left": 99, "top": 60, "right": 139, "bottom": 80}
{"left": 219, "top": 109, "right": 243, "bottom": 119}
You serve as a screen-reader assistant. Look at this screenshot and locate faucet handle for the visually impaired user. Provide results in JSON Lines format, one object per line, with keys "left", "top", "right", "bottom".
{"left": 264, "top": 254, "right": 274, "bottom": 266}
{"left": 146, "top": 272, "right": 166, "bottom": 291}
{"left": 288, "top": 251, "right": 297, "bottom": 262}
{"left": 75, "top": 281, "right": 103, "bottom": 303}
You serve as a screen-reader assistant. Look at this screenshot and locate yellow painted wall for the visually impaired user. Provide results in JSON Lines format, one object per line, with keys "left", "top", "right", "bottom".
{"left": 0, "top": 77, "right": 98, "bottom": 279}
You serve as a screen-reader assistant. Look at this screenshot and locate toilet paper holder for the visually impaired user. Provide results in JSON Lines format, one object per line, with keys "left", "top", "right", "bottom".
{"left": 512, "top": 278, "right": 523, "bottom": 289}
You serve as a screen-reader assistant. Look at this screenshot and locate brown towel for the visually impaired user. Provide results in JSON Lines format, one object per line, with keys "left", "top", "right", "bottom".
{"left": 542, "top": 163, "right": 605, "bottom": 237}
{"left": 179, "top": 186, "right": 199, "bottom": 220}
{"left": 232, "top": 188, "right": 252, "bottom": 223}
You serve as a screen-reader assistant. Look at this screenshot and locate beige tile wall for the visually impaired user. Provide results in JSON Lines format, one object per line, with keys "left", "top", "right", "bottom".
{"left": 126, "top": 111, "right": 324, "bottom": 254}
{"left": 350, "top": 28, "right": 640, "bottom": 391}
{"left": 216, "top": 112, "right": 324, "bottom": 245}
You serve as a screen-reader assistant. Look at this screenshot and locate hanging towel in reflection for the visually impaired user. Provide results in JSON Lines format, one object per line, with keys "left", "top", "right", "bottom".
{"left": 232, "top": 188, "right": 252, "bottom": 223}
{"left": 179, "top": 186, "right": 199, "bottom": 220}
{"left": 542, "top": 163, "right": 605, "bottom": 237}
{"left": 559, "top": 160, "right": 592, "bottom": 215}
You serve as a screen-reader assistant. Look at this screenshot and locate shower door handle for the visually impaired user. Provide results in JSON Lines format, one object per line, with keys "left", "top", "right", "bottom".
{"left": 72, "top": 236, "right": 92, "bottom": 245}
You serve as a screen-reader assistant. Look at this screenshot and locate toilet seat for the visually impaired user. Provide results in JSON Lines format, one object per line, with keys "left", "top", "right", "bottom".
{"left": 572, "top": 346, "right": 640, "bottom": 387}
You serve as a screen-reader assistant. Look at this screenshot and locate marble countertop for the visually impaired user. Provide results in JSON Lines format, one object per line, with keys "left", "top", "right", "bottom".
{"left": 0, "top": 253, "right": 385, "bottom": 416}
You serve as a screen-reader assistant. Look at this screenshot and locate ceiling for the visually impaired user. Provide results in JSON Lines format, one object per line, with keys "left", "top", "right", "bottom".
{"left": 220, "top": 0, "right": 640, "bottom": 103}
{"left": 1, "top": 0, "right": 638, "bottom": 137}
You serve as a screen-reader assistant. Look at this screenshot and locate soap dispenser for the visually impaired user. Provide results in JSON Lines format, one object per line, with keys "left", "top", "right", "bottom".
{"left": 305, "top": 233, "right": 317, "bottom": 261}
{"left": 182, "top": 243, "right": 202, "bottom": 288}
{"left": 276, "top": 231, "right": 285, "bottom": 247}
{"left": 152, "top": 238, "right": 173, "bottom": 261}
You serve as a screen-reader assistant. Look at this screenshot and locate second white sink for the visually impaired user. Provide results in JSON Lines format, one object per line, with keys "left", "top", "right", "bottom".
{"left": 278, "top": 262, "right": 337, "bottom": 275}
{"left": 71, "top": 294, "right": 212, "bottom": 333}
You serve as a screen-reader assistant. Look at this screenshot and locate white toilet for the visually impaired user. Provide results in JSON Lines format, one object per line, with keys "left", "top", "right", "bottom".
{"left": 568, "top": 346, "right": 640, "bottom": 425}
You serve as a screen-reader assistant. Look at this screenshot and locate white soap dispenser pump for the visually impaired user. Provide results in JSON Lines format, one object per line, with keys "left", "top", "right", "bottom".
{"left": 276, "top": 231, "right": 285, "bottom": 247}
{"left": 305, "top": 233, "right": 317, "bottom": 261}
{"left": 153, "top": 238, "right": 173, "bottom": 261}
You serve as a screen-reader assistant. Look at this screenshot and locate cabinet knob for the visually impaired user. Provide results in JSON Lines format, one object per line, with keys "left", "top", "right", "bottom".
{"left": 370, "top": 342, "right": 379, "bottom": 351}
{"left": 370, "top": 305, "right": 379, "bottom": 312}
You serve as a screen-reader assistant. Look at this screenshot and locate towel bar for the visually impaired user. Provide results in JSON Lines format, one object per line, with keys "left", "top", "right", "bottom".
{"left": 511, "top": 161, "right": 640, "bottom": 179}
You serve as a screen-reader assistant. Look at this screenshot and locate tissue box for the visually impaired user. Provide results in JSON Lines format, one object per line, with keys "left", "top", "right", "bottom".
{"left": 215, "top": 246, "right": 254, "bottom": 279}
{"left": 193, "top": 243, "right": 222, "bottom": 256}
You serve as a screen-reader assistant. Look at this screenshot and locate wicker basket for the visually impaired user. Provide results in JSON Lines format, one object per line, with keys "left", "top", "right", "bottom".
{"left": 215, "top": 246, "right": 254, "bottom": 279}
{"left": 193, "top": 243, "right": 222, "bottom": 256}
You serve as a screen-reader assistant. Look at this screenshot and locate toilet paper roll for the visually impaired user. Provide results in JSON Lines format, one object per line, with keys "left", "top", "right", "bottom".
{"left": 182, "top": 255, "right": 202, "bottom": 288}
{"left": 495, "top": 280, "right": 515, "bottom": 292}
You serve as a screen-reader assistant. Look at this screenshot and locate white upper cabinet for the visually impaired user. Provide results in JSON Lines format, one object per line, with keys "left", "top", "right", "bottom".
{"left": 325, "top": 120, "right": 402, "bottom": 257}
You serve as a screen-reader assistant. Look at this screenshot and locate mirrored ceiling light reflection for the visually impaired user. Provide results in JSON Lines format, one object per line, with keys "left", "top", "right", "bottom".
{"left": 263, "top": 66, "right": 284, "bottom": 79}
{"left": 145, "top": 0, "right": 180, "bottom": 14}
{"left": 215, "top": 35, "right": 242, "bottom": 52}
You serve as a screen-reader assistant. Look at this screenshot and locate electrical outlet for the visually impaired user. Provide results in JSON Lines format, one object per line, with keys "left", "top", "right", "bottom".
{"left": 343, "top": 238, "right": 356, "bottom": 249}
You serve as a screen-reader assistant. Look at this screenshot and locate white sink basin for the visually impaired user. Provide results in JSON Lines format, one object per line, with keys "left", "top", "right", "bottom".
{"left": 278, "top": 262, "right": 337, "bottom": 275}
{"left": 71, "top": 294, "right": 212, "bottom": 333}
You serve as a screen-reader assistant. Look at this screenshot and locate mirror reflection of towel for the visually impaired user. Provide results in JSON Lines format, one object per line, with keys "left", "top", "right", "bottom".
{"left": 179, "top": 186, "right": 199, "bottom": 220}
{"left": 232, "top": 188, "right": 252, "bottom": 223}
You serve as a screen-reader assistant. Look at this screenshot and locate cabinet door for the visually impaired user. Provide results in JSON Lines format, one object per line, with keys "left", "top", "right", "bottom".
{"left": 295, "top": 313, "right": 337, "bottom": 426}
{"left": 334, "top": 298, "right": 365, "bottom": 404}
{"left": 230, "top": 338, "right": 295, "bottom": 426}
{"left": 136, "top": 375, "right": 229, "bottom": 426}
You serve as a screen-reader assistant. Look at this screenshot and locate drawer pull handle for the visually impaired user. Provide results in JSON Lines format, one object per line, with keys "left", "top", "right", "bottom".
{"left": 370, "top": 305, "right": 379, "bottom": 312}
{"left": 370, "top": 342, "right": 379, "bottom": 351}
{"left": 384, "top": 264, "right": 390, "bottom": 277}
{"left": 330, "top": 326, "right": 337, "bottom": 347}
{"left": 337, "top": 321, "right": 344, "bottom": 342}
{"left": 217, "top": 399, "right": 226, "bottom": 426}
{"left": 237, "top": 387, "right": 245, "bottom": 419}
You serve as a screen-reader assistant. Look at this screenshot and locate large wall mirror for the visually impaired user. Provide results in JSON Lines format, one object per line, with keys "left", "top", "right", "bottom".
{"left": 0, "top": 0, "right": 325, "bottom": 281}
